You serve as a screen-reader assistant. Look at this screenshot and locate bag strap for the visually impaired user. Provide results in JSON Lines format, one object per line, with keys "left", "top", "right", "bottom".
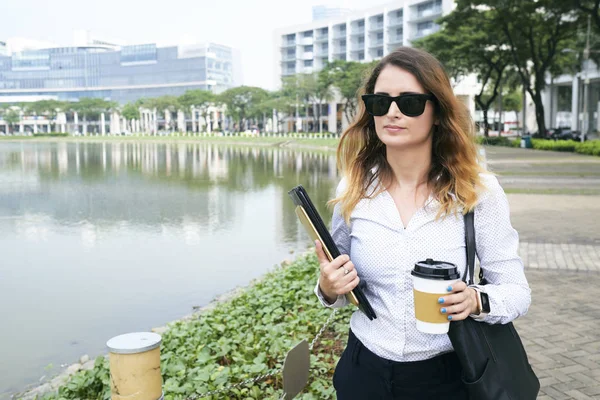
{"left": 463, "top": 211, "right": 484, "bottom": 285}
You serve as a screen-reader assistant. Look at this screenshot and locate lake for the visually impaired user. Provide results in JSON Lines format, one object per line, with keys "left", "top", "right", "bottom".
{"left": 0, "top": 141, "right": 339, "bottom": 398}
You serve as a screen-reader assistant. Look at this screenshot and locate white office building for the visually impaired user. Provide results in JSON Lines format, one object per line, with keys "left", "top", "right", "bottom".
{"left": 312, "top": 5, "right": 352, "bottom": 21}
{"left": 273, "top": 0, "right": 480, "bottom": 133}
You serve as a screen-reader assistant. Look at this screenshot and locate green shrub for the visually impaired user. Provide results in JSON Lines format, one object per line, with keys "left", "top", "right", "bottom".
{"left": 476, "top": 136, "right": 515, "bottom": 147}
{"left": 575, "top": 140, "right": 600, "bottom": 156}
{"left": 531, "top": 139, "right": 577, "bottom": 152}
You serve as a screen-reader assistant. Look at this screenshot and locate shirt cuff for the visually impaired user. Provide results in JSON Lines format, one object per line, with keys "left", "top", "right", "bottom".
{"left": 314, "top": 280, "right": 347, "bottom": 308}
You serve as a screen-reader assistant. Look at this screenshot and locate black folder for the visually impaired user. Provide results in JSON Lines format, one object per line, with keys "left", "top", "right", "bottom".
{"left": 288, "top": 185, "right": 376, "bottom": 320}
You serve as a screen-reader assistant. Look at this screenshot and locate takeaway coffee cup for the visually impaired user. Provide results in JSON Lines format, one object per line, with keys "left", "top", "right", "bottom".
{"left": 411, "top": 259, "right": 461, "bottom": 334}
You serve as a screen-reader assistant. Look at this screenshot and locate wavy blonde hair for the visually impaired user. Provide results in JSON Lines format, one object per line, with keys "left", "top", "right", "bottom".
{"left": 331, "top": 47, "right": 486, "bottom": 223}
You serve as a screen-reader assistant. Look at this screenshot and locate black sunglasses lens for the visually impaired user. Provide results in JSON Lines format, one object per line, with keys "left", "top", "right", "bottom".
{"left": 366, "top": 97, "right": 391, "bottom": 116}
{"left": 399, "top": 96, "right": 427, "bottom": 116}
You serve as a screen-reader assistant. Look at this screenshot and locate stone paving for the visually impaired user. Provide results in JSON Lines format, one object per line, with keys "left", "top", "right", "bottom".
{"left": 490, "top": 146, "right": 600, "bottom": 399}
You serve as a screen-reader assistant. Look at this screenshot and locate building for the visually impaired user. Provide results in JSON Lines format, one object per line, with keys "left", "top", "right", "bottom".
{"left": 273, "top": 0, "right": 478, "bottom": 133}
{"left": 312, "top": 5, "right": 352, "bottom": 21}
{"left": 542, "top": 59, "right": 600, "bottom": 136}
{"left": 0, "top": 33, "right": 242, "bottom": 105}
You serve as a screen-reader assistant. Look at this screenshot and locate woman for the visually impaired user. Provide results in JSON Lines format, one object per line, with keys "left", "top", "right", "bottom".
{"left": 314, "top": 47, "right": 531, "bottom": 399}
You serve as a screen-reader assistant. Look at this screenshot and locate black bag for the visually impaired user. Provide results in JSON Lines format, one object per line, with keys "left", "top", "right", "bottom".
{"left": 447, "top": 211, "right": 540, "bottom": 400}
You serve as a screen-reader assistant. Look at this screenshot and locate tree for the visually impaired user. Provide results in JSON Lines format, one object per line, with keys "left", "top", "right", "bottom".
{"left": 4, "top": 109, "right": 20, "bottom": 134}
{"left": 469, "top": 0, "right": 578, "bottom": 136}
{"left": 320, "top": 60, "right": 375, "bottom": 126}
{"left": 415, "top": 4, "right": 512, "bottom": 136}
{"left": 178, "top": 90, "right": 215, "bottom": 131}
{"left": 218, "top": 86, "right": 268, "bottom": 131}
{"left": 72, "top": 98, "right": 114, "bottom": 135}
{"left": 121, "top": 102, "right": 140, "bottom": 121}
{"left": 575, "top": 0, "right": 600, "bottom": 33}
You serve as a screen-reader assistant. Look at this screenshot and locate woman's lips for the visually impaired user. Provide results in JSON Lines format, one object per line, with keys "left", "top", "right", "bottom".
{"left": 384, "top": 125, "right": 406, "bottom": 133}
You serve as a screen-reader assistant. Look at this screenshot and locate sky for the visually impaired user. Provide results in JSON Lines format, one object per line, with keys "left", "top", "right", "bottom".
{"left": 1, "top": 0, "right": 392, "bottom": 90}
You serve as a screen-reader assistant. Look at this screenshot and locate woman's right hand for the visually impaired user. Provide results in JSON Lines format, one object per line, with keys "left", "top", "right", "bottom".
{"left": 315, "top": 240, "right": 360, "bottom": 304}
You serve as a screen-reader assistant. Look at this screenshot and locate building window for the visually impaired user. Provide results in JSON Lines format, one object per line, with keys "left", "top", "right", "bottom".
{"left": 377, "top": 49, "right": 384, "bottom": 57}
{"left": 358, "top": 51, "right": 364, "bottom": 60}
{"left": 340, "top": 39, "right": 346, "bottom": 46}
{"left": 304, "top": 60, "right": 313, "bottom": 67}
{"left": 304, "top": 45, "right": 313, "bottom": 52}
{"left": 321, "top": 28, "right": 328, "bottom": 34}
{"left": 397, "top": 10, "right": 403, "bottom": 17}
{"left": 377, "top": 15, "right": 383, "bottom": 22}
{"left": 377, "top": 32, "right": 384, "bottom": 40}
{"left": 287, "top": 49, "right": 295, "bottom": 56}
{"left": 358, "top": 20, "right": 365, "bottom": 27}
{"left": 322, "top": 43, "right": 328, "bottom": 51}
{"left": 417, "top": 21, "right": 434, "bottom": 30}
{"left": 303, "top": 31, "right": 313, "bottom": 37}
{"left": 358, "top": 36, "right": 364, "bottom": 44}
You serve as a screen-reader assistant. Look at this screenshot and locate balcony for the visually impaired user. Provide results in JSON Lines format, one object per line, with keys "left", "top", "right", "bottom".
{"left": 387, "top": 18, "right": 403, "bottom": 27}
{"left": 300, "top": 37, "right": 313, "bottom": 46}
{"left": 282, "top": 68, "right": 296, "bottom": 76}
{"left": 334, "top": 47, "right": 347, "bottom": 54}
{"left": 369, "top": 21, "right": 384, "bottom": 31}
{"left": 369, "top": 39, "right": 384, "bottom": 47}
{"left": 413, "top": 26, "right": 439, "bottom": 39}
{"left": 314, "top": 34, "right": 329, "bottom": 42}
{"left": 282, "top": 40, "right": 296, "bottom": 48}
{"left": 301, "top": 52, "right": 314, "bottom": 60}
{"left": 388, "top": 35, "right": 403, "bottom": 44}
{"left": 281, "top": 54, "right": 296, "bottom": 61}
{"left": 412, "top": 7, "right": 442, "bottom": 23}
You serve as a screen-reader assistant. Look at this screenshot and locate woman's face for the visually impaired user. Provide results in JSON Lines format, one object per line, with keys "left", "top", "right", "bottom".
{"left": 372, "top": 65, "right": 437, "bottom": 150}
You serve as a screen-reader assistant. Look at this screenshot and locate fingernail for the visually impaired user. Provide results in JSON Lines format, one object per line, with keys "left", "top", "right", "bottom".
{"left": 438, "top": 298, "right": 444, "bottom": 304}
{"left": 441, "top": 308, "right": 447, "bottom": 313}
{"left": 448, "top": 315, "right": 453, "bottom": 321}
{"left": 447, "top": 286, "right": 453, "bottom": 292}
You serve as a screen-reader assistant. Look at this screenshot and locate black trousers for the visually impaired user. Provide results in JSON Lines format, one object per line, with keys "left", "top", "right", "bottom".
{"left": 333, "top": 330, "right": 469, "bottom": 400}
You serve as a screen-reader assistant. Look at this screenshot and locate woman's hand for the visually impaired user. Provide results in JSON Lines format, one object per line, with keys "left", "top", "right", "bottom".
{"left": 314, "top": 240, "right": 360, "bottom": 304}
{"left": 438, "top": 281, "right": 479, "bottom": 321}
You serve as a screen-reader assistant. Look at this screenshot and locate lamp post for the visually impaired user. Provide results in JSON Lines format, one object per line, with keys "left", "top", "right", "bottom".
{"left": 582, "top": 15, "right": 591, "bottom": 143}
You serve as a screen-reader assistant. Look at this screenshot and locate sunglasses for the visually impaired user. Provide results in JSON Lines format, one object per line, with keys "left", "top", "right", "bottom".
{"left": 362, "top": 93, "right": 436, "bottom": 117}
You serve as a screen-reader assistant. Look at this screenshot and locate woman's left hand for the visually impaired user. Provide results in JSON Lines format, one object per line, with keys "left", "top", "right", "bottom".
{"left": 438, "top": 281, "right": 479, "bottom": 321}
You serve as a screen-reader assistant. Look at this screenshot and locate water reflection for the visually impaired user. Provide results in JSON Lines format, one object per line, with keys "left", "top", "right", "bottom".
{"left": 0, "top": 142, "right": 338, "bottom": 245}
{"left": 0, "top": 141, "right": 338, "bottom": 398}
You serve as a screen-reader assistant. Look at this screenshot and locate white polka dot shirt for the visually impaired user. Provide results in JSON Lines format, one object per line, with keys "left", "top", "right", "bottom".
{"left": 315, "top": 173, "right": 532, "bottom": 362}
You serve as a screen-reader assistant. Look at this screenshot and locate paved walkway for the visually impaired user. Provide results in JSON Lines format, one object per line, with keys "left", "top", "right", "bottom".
{"left": 515, "top": 268, "right": 600, "bottom": 399}
{"left": 484, "top": 147, "right": 600, "bottom": 398}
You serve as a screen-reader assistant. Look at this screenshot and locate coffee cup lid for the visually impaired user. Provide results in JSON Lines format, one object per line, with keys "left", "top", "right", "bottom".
{"left": 411, "top": 259, "right": 460, "bottom": 280}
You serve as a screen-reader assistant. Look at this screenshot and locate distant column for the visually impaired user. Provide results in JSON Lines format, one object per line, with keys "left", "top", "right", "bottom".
{"left": 101, "top": 113, "right": 106, "bottom": 135}
{"left": 74, "top": 112, "right": 79, "bottom": 134}
{"left": 177, "top": 110, "right": 185, "bottom": 133}
{"left": 164, "top": 109, "right": 170, "bottom": 132}
{"left": 328, "top": 101, "right": 336, "bottom": 134}
{"left": 571, "top": 75, "right": 580, "bottom": 131}
{"left": 191, "top": 108, "right": 197, "bottom": 133}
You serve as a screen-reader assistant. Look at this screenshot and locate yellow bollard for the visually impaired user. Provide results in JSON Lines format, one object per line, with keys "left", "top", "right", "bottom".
{"left": 107, "top": 332, "right": 163, "bottom": 400}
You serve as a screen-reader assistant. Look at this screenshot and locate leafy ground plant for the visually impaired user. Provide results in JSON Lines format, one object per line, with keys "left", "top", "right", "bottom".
{"left": 40, "top": 253, "right": 353, "bottom": 400}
